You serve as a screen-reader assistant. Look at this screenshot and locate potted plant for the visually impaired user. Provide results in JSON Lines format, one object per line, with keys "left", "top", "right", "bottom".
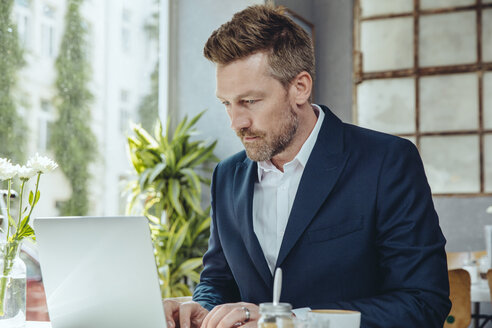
{"left": 126, "top": 111, "right": 217, "bottom": 297}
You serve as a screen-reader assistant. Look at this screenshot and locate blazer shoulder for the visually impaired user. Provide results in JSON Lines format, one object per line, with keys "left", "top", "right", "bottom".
{"left": 343, "top": 122, "right": 417, "bottom": 154}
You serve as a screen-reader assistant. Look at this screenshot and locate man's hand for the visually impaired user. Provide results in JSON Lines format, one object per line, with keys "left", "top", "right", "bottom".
{"left": 163, "top": 298, "right": 209, "bottom": 328}
{"left": 200, "top": 302, "right": 260, "bottom": 328}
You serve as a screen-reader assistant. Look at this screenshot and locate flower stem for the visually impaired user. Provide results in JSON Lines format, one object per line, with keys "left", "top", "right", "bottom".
{"left": 5, "top": 180, "right": 12, "bottom": 241}
{"left": 25, "top": 173, "right": 41, "bottom": 221}
{"left": 17, "top": 180, "right": 26, "bottom": 232}
{"left": 0, "top": 275, "right": 7, "bottom": 316}
{"left": 0, "top": 242, "right": 17, "bottom": 317}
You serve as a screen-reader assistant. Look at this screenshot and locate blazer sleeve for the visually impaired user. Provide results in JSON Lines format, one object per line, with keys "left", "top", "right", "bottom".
{"left": 313, "top": 139, "right": 451, "bottom": 328}
{"left": 192, "top": 164, "right": 241, "bottom": 311}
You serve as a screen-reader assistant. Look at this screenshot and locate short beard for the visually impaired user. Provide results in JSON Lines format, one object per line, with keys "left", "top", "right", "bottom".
{"left": 238, "top": 106, "right": 299, "bottom": 162}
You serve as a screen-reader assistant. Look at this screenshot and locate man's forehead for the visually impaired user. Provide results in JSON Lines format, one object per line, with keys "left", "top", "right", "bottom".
{"left": 215, "top": 89, "right": 267, "bottom": 100}
{"left": 215, "top": 62, "right": 272, "bottom": 99}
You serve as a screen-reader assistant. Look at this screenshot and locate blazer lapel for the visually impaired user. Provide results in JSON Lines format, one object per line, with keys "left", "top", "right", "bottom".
{"left": 276, "top": 106, "right": 350, "bottom": 268}
{"left": 233, "top": 158, "right": 273, "bottom": 289}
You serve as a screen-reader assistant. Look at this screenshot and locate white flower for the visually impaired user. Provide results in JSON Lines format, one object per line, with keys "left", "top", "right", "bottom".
{"left": 487, "top": 206, "right": 492, "bottom": 214}
{"left": 16, "top": 165, "right": 37, "bottom": 180}
{"left": 0, "top": 158, "right": 17, "bottom": 181}
{"left": 27, "top": 153, "right": 58, "bottom": 174}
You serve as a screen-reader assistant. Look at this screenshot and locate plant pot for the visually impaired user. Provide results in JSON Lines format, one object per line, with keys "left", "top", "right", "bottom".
{"left": 0, "top": 241, "right": 27, "bottom": 327}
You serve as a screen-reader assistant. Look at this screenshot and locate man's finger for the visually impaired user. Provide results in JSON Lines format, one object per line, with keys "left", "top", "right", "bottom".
{"left": 202, "top": 304, "right": 233, "bottom": 328}
{"left": 178, "top": 302, "right": 196, "bottom": 328}
{"left": 162, "top": 299, "right": 179, "bottom": 328}
{"left": 214, "top": 306, "right": 248, "bottom": 328}
{"left": 200, "top": 304, "right": 219, "bottom": 328}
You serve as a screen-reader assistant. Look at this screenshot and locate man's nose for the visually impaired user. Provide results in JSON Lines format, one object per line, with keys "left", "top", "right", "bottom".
{"left": 229, "top": 107, "right": 251, "bottom": 132}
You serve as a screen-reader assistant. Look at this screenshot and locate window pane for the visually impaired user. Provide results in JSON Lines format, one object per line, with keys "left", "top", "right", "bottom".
{"left": 420, "top": 11, "right": 476, "bottom": 67}
{"left": 485, "top": 72, "right": 492, "bottom": 130}
{"left": 485, "top": 134, "right": 492, "bottom": 192}
{"left": 2, "top": 0, "right": 160, "bottom": 218}
{"left": 420, "top": 135, "right": 480, "bottom": 193}
{"left": 361, "top": 17, "right": 413, "bottom": 72}
{"left": 483, "top": 9, "right": 492, "bottom": 62}
{"left": 360, "top": 0, "right": 413, "bottom": 17}
{"left": 420, "top": 0, "right": 475, "bottom": 10}
{"left": 420, "top": 73, "right": 478, "bottom": 132}
{"left": 357, "top": 77, "right": 415, "bottom": 134}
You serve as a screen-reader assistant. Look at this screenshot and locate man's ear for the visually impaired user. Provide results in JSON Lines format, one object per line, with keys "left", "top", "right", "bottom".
{"left": 290, "top": 71, "right": 312, "bottom": 106}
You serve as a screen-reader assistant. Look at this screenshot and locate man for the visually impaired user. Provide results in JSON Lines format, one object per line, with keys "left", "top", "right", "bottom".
{"left": 164, "top": 5, "right": 451, "bottom": 328}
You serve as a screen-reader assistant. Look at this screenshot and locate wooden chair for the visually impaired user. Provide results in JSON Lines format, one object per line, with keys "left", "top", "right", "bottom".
{"left": 445, "top": 269, "right": 471, "bottom": 328}
{"left": 487, "top": 270, "right": 492, "bottom": 300}
{"left": 473, "top": 269, "right": 492, "bottom": 328}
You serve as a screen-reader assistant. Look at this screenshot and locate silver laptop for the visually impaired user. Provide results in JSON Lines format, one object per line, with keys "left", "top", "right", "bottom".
{"left": 34, "top": 216, "right": 167, "bottom": 328}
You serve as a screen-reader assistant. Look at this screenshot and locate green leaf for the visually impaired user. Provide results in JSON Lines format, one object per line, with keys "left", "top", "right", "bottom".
{"left": 134, "top": 124, "right": 158, "bottom": 148}
{"left": 29, "top": 191, "right": 34, "bottom": 206}
{"left": 172, "top": 115, "right": 188, "bottom": 140}
{"left": 176, "top": 150, "right": 202, "bottom": 170}
{"left": 168, "top": 179, "right": 184, "bottom": 216}
{"left": 195, "top": 216, "right": 211, "bottom": 236}
{"left": 175, "top": 257, "right": 203, "bottom": 276}
{"left": 181, "top": 168, "right": 201, "bottom": 194}
{"left": 16, "top": 222, "right": 35, "bottom": 240}
{"left": 186, "top": 111, "right": 205, "bottom": 131}
{"left": 187, "top": 271, "right": 201, "bottom": 283}
{"left": 34, "top": 190, "right": 40, "bottom": 206}
{"left": 182, "top": 188, "right": 203, "bottom": 215}
{"left": 138, "top": 168, "right": 153, "bottom": 191}
{"left": 169, "top": 222, "right": 189, "bottom": 258}
{"left": 19, "top": 215, "right": 30, "bottom": 230}
{"left": 165, "top": 148, "right": 176, "bottom": 171}
{"left": 189, "top": 142, "right": 218, "bottom": 168}
{"left": 154, "top": 120, "right": 163, "bottom": 141}
{"left": 148, "top": 162, "right": 166, "bottom": 183}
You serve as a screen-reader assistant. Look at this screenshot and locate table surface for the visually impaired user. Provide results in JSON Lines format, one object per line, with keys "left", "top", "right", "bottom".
{"left": 23, "top": 280, "right": 491, "bottom": 327}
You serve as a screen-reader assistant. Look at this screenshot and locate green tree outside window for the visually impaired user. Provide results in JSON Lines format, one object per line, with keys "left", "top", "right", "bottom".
{"left": 50, "top": 0, "right": 97, "bottom": 215}
{"left": 0, "top": 0, "right": 27, "bottom": 167}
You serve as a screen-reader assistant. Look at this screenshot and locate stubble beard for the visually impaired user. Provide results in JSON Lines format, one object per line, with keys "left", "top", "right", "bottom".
{"left": 237, "top": 106, "right": 299, "bottom": 162}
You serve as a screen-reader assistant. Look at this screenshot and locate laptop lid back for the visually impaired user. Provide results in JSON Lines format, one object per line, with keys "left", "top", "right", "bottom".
{"left": 34, "top": 216, "right": 166, "bottom": 328}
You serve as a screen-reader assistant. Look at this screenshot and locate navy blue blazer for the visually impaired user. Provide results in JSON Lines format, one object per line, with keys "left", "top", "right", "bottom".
{"left": 193, "top": 105, "right": 451, "bottom": 327}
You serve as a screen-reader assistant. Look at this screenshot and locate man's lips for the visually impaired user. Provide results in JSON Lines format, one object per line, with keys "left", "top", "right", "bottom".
{"left": 243, "top": 136, "right": 258, "bottom": 141}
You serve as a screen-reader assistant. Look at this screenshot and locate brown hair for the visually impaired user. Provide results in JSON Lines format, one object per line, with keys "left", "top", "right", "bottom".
{"left": 203, "top": 5, "right": 315, "bottom": 88}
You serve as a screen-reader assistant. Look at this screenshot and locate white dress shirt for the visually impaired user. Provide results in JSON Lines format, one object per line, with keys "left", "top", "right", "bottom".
{"left": 253, "top": 105, "right": 325, "bottom": 274}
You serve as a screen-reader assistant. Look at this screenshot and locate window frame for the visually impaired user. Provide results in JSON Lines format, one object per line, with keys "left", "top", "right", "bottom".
{"left": 353, "top": 0, "right": 492, "bottom": 197}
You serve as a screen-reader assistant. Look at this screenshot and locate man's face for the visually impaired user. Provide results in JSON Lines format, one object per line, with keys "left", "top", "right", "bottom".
{"left": 216, "top": 52, "right": 299, "bottom": 162}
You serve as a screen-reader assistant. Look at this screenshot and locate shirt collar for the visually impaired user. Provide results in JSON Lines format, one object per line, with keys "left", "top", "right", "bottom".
{"left": 257, "top": 104, "right": 325, "bottom": 181}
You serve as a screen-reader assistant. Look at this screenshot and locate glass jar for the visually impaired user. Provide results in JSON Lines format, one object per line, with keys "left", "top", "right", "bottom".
{"left": 0, "top": 241, "right": 27, "bottom": 328}
{"left": 258, "top": 302, "right": 295, "bottom": 328}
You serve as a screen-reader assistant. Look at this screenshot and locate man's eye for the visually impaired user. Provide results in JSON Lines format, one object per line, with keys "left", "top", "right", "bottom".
{"left": 222, "top": 101, "right": 230, "bottom": 106}
{"left": 245, "top": 99, "right": 257, "bottom": 105}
